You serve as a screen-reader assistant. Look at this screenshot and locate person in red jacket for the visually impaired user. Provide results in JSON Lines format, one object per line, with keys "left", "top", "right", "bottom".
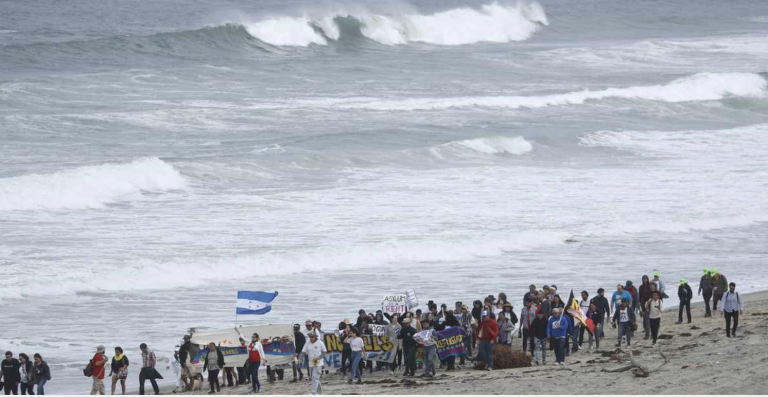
{"left": 476, "top": 311, "right": 498, "bottom": 371}
{"left": 90, "top": 345, "right": 109, "bottom": 395}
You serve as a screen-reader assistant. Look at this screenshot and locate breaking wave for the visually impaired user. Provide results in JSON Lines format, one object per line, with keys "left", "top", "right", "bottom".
{"left": 0, "top": 158, "right": 186, "bottom": 211}
{"left": 298, "top": 72, "right": 767, "bottom": 111}
{"left": 430, "top": 136, "right": 534, "bottom": 159}
{"left": 242, "top": 2, "right": 548, "bottom": 47}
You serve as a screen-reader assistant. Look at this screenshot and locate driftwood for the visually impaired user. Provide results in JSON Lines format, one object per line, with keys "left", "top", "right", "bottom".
{"left": 604, "top": 344, "right": 669, "bottom": 377}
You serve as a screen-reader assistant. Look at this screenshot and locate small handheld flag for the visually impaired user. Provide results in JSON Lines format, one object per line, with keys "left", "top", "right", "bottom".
{"left": 236, "top": 290, "right": 278, "bottom": 315}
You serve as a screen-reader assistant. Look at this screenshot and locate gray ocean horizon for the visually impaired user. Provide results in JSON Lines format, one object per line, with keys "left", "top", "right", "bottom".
{"left": 2, "top": 0, "right": 768, "bottom": 393}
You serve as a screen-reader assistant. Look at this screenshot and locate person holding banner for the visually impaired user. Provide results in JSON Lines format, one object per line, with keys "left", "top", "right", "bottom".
{"left": 417, "top": 320, "right": 437, "bottom": 378}
{"left": 237, "top": 331, "right": 266, "bottom": 394}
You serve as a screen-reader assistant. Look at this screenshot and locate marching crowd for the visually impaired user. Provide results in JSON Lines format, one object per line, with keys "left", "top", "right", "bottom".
{"left": 0, "top": 268, "right": 746, "bottom": 396}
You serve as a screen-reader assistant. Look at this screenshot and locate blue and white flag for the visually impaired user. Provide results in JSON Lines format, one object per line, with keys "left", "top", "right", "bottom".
{"left": 236, "top": 290, "right": 279, "bottom": 315}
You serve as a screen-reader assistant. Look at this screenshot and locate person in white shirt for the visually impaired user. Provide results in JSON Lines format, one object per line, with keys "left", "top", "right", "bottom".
{"left": 299, "top": 332, "right": 327, "bottom": 395}
{"left": 346, "top": 328, "right": 366, "bottom": 384}
{"left": 720, "top": 282, "right": 745, "bottom": 337}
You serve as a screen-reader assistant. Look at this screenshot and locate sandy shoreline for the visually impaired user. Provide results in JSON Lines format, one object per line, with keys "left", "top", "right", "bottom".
{"left": 160, "top": 290, "right": 768, "bottom": 395}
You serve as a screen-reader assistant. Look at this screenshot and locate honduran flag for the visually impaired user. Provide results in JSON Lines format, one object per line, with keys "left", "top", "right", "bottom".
{"left": 236, "top": 290, "right": 279, "bottom": 315}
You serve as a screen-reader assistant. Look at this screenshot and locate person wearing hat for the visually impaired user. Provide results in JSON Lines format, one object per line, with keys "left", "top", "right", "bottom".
{"left": 711, "top": 269, "right": 728, "bottom": 311}
{"left": 397, "top": 318, "right": 417, "bottom": 377}
{"left": 546, "top": 308, "right": 570, "bottom": 365}
{"left": 178, "top": 334, "right": 193, "bottom": 390}
{"left": 477, "top": 310, "right": 498, "bottom": 371}
{"left": 652, "top": 271, "right": 667, "bottom": 298}
{"left": 698, "top": 268, "right": 714, "bottom": 317}
{"left": 298, "top": 332, "right": 327, "bottom": 395}
{"left": 677, "top": 278, "right": 693, "bottom": 324}
{"left": 300, "top": 320, "right": 314, "bottom": 380}
{"left": 292, "top": 324, "right": 306, "bottom": 382}
{"left": 89, "top": 345, "right": 109, "bottom": 395}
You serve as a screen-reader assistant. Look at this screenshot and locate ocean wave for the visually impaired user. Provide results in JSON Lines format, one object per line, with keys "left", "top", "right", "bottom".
{"left": 0, "top": 158, "right": 186, "bottom": 211}
{"left": 430, "top": 136, "right": 533, "bottom": 159}
{"left": 296, "top": 72, "right": 766, "bottom": 111}
{"left": 242, "top": 1, "right": 547, "bottom": 47}
{"left": 2, "top": 231, "right": 569, "bottom": 299}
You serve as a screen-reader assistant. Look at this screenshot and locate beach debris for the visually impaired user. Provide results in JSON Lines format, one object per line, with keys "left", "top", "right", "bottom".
{"left": 679, "top": 332, "right": 692, "bottom": 337}
{"left": 658, "top": 334, "right": 674, "bottom": 340}
{"left": 602, "top": 344, "right": 669, "bottom": 377}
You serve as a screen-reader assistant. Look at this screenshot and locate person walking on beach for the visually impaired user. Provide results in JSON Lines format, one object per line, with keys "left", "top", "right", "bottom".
{"left": 584, "top": 303, "right": 602, "bottom": 351}
{"left": 625, "top": 281, "right": 640, "bottom": 313}
{"left": 639, "top": 275, "right": 653, "bottom": 339}
{"left": 591, "top": 289, "right": 610, "bottom": 339}
{"left": 524, "top": 285, "right": 537, "bottom": 304}
{"left": 519, "top": 299, "right": 537, "bottom": 357}
{"left": 138, "top": 343, "right": 160, "bottom": 395}
{"left": 292, "top": 324, "right": 306, "bottom": 382}
{"left": 477, "top": 310, "right": 498, "bottom": 371}
{"left": 610, "top": 285, "right": 632, "bottom": 315}
{"left": 301, "top": 320, "right": 314, "bottom": 379}
{"left": 299, "top": 332, "right": 327, "bottom": 395}
{"left": 646, "top": 291, "right": 663, "bottom": 344}
{"left": 178, "top": 335, "right": 193, "bottom": 390}
{"left": 547, "top": 308, "right": 570, "bottom": 366}
{"left": 712, "top": 270, "right": 728, "bottom": 311}
{"left": 109, "top": 347, "right": 129, "bottom": 395}
{"left": 2, "top": 351, "right": 21, "bottom": 395}
{"left": 398, "top": 318, "right": 417, "bottom": 377}
{"left": 203, "top": 343, "right": 224, "bottom": 394}
{"left": 387, "top": 316, "right": 402, "bottom": 374}
{"left": 677, "top": 279, "right": 693, "bottom": 324}
{"left": 721, "top": 282, "right": 744, "bottom": 337}
{"left": 346, "top": 327, "right": 366, "bottom": 384}
{"left": 530, "top": 309, "right": 548, "bottom": 365}
{"left": 612, "top": 299, "right": 636, "bottom": 347}
{"left": 18, "top": 353, "right": 33, "bottom": 396}
{"left": 32, "top": 354, "right": 50, "bottom": 395}
{"left": 418, "top": 320, "right": 438, "bottom": 378}
{"left": 698, "top": 268, "right": 714, "bottom": 317}
{"left": 90, "top": 346, "right": 108, "bottom": 395}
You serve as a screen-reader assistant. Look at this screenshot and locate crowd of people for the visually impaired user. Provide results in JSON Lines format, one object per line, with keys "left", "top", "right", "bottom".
{"left": 0, "top": 269, "right": 746, "bottom": 396}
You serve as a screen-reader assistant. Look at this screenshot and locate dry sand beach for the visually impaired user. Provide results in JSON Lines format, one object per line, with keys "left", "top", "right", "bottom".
{"left": 173, "top": 290, "right": 768, "bottom": 395}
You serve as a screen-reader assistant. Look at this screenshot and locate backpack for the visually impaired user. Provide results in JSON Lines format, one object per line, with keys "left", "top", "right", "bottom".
{"left": 83, "top": 360, "right": 93, "bottom": 377}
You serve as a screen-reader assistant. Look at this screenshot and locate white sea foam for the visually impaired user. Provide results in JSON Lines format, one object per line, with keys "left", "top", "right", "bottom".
{"left": 243, "top": 2, "right": 546, "bottom": 47}
{"left": 310, "top": 72, "right": 766, "bottom": 111}
{"left": 3, "top": 231, "right": 568, "bottom": 299}
{"left": 0, "top": 158, "right": 186, "bottom": 211}
{"left": 431, "top": 136, "right": 534, "bottom": 159}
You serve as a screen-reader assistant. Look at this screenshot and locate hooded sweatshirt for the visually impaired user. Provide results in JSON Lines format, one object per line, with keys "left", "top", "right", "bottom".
{"left": 699, "top": 274, "right": 713, "bottom": 294}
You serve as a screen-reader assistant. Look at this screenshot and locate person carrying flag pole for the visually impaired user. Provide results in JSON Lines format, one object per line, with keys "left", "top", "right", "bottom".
{"left": 565, "top": 289, "right": 595, "bottom": 353}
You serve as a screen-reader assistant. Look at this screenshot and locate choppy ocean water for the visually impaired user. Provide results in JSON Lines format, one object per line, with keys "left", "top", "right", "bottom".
{"left": 1, "top": 0, "right": 767, "bottom": 392}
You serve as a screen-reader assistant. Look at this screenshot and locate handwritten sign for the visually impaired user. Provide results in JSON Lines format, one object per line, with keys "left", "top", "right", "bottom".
{"left": 382, "top": 294, "right": 408, "bottom": 315}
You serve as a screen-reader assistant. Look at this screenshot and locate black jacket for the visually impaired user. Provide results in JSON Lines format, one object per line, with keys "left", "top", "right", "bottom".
{"left": 178, "top": 340, "right": 191, "bottom": 364}
{"left": 591, "top": 296, "right": 610, "bottom": 318}
{"left": 294, "top": 331, "right": 306, "bottom": 354}
{"left": 203, "top": 348, "right": 225, "bottom": 372}
{"left": 110, "top": 355, "right": 129, "bottom": 374}
{"left": 1, "top": 358, "right": 21, "bottom": 384}
{"left": 530, "top": 317, "right": 549, "bottom": 339}
{"left": 398, "top": 325, "right": 417, "bottom": 349}
{"left": 34, "top": 361, "right": 51, "bottom": 381}
{"left": 678, "top": 284, "right": 693, "bottom": 302}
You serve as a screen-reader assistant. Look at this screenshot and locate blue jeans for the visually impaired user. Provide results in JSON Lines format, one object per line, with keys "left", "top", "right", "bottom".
{"left": 250, "top": 361, "right": 261, "bottom": 391}
{"left": 350, "top": 351, "right": 363, "bottom": 380}
{"left": 554, "top": 337, "right": 566, "bottom": 363}
{"left": 618, "top": 322, "right": 631, "bottom": 345}
{"left": 37, "top": 378, "right": 47, "bottom": 395}
{"left": 534, "top": 337, "right": 547, "bottom": 363}
{"left": 478, "top": 341, "right": 493, "bottom": 369}
{"left": 423, "top": 345, "right": 436, "bottom": 376}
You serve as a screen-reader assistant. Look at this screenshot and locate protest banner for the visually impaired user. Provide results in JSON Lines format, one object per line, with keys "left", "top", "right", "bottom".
{"left": 314, "top": 334, "right": 395, "bottom": 371}
{"left": 382, "top": 294, "right": 408, "bottom": 315}
{"left": 434, "top": 327, "right": 467, "bottom": 361}
{"left": 370, "top": 324, "right": 387, "bottom": 336}
{"left": 190, "top": 324, "right": 295, "bottom": 367}
{"left": 405, "top": 289, "right": 419, "bottom": 309}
